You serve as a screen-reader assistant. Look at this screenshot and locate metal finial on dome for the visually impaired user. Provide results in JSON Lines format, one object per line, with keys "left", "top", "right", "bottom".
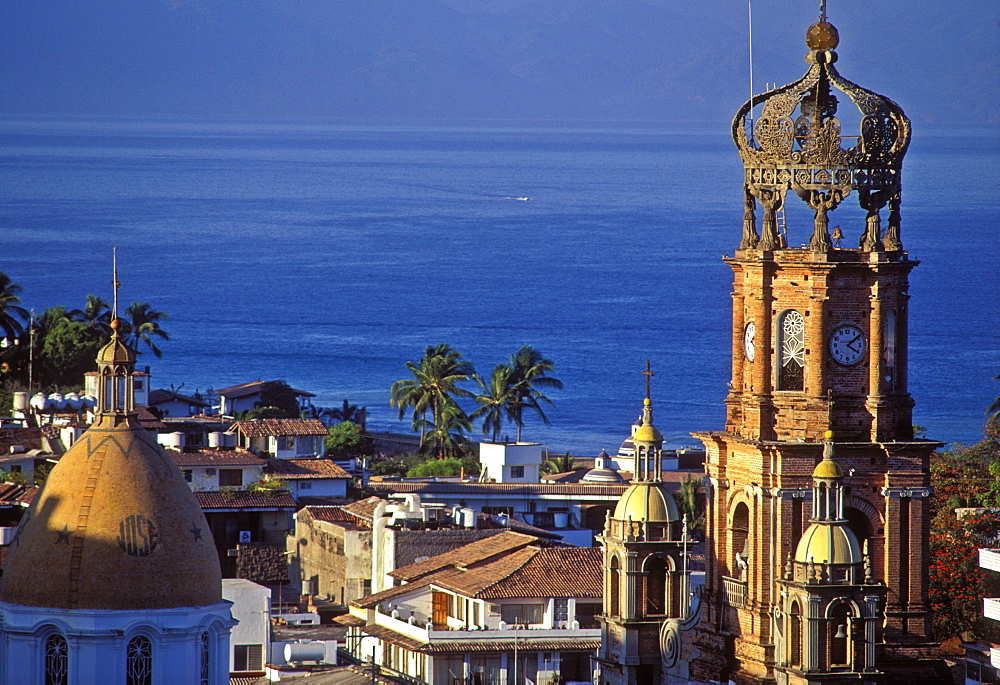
{"left": 819, "top": 0, "right": 827, "bottom": 22}
{"left": 112, "top": 246, "right": 120, "bottom": 321}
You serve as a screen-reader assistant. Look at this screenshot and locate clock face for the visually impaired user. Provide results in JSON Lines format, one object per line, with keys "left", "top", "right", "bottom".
{"left": 744, "top": 321, "right": 756, "bottom": 361}
{"left": 829, "top": 324, "right": 866, "bottom": 365}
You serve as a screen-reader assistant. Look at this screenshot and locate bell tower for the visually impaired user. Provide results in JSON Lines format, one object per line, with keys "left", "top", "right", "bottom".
{"left": 690, "top": 7, "right": 948, "bottom": 684}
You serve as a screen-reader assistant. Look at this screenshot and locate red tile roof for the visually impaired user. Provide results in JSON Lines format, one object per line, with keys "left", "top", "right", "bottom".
{"left": 390, "top": 531, "right": 540, "bottom": 583}
{"left": 474, "top": 547, "right": 603, "bottom": 600}
{"left": 215, "top": 380, "right": 315, "bottom": 398}
{"left": 167, "top": 448, "right": 266, "bottom": 467}
{"left": 194, "top": 490, "right": 297, "bottom": 510}
{"left": 341, "top": 496, "right": 384, "bottom": 521}
{"left": 266, "top": 458, "right": 351, "bottom": 480}
{"left": 229, "top": 418, "right": 327, "bottom": 438}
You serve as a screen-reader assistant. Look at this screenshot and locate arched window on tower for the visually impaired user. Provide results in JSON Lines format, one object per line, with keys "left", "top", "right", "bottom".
{"left": 789, "top": 600, "right": 803, "bottom": 667}
{"left": 731, "top": 502, "right": 750, "bottom": 580}
{"left": 777, "top": 310, "right": 805, "bottom": 391}
{"left": 829, "top": 603, "right": 851, "bottom": 668}
{"left": 44, "top": 632, "right": 68, "bottom": 685}
{"left": 609, "top": 556, "right": 621, "bottom": 617}
{"left": 645, "top": 557, "right": 667, "bottom": 616}
{"left": 126, "top": 635, "right": 153, "bottom": 685}
{"left": 200, "top": 631, "right": 210, "bottom": 685}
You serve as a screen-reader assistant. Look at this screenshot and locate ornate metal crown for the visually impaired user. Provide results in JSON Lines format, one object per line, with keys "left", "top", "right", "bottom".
{"left": 732, "top": 21, "right": 911, "bottom": 253}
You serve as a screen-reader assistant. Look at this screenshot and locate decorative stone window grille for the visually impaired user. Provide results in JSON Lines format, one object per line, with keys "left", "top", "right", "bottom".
{"left": 44, "top": 633, "right": 68, "bottom": 685}
{"left": 778, "top": 310, "right": 805, "bottom": 391}
{"left": 200, "top": 632, "right": 210, "bottom": 685}
{"left": 126, "top": 635, "right": 153, "bottom": 685}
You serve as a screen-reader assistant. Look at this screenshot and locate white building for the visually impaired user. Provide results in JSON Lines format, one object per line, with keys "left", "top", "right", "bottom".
{"left": 342, "top": 531, "right": 601, "bottom": 685}
{"left": 222, "top": 579, "right": 271, "bottom": 677}
{"left": 228, "top": 418, "right": 327, "bottom": 459}
{"left": 478, "top": 442, "right": 544, "bottom": 483}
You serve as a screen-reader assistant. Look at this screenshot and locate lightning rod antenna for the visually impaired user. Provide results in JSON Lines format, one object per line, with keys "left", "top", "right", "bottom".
{"left": 747, "top": 0, "right": 756, "bottom": 145}
{"left": 112, "top": 246, "right": 120, "bottom": 321}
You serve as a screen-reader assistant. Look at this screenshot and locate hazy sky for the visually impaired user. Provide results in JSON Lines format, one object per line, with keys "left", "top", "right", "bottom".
{"left": 1, "top": 0, "right": 997, "bottom": 124}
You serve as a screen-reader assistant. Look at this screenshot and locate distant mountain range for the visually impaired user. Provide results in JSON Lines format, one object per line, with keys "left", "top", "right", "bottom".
{"left": 1, "top": 0, "right": 996, "bottom": 125}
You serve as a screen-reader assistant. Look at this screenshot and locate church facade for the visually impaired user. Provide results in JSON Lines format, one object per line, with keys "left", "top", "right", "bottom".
{"left": 596, "top": 10, "right": 949, "bottom": 685}
{"left": 685, "top": 11, "right": 948, "bottom": 685}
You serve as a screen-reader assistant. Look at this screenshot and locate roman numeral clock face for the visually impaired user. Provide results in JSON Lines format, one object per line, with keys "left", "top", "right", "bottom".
{"left": 829, "top": 324, "right": 866, "bottom": 365}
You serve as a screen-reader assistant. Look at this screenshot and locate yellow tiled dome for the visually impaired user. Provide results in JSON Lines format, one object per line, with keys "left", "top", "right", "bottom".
{"left": 96, "top": 319, "right": 135, "bottom": 365}
{"left": 613, "top": 483, "right": 679, "bottom": 523}
{"left": 793, "top": 522, "right": 861, "bottom": 565}
{"left": 0, "top": 418, "right": 221, "bottom": 610}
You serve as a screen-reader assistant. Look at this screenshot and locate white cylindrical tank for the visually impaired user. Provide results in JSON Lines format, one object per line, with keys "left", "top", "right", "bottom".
{"left": 208, "top": 432, "right": 222, "bottom": 448}
{"left": 30, "top": 393, "right": 48, "bottom": 412}
{"left": 12, "top": 392, "right": 28, "bottom": 412}
{"left": 81, "top": 394, "right": 97, "bottom": 409}
{"left": 163, "top": 432, "right": 185, "bottom": 448}
{"left": 64, "top": 393, "right": 83, "bottom": 410}
{"left": 47, "top": 393, "right": 66, "bottom": 411}
{"left": 460, "top": 508, "right": 476, "bottom": 528}
{"left": 284, "top": 640, "right": 326, "bottom": 664}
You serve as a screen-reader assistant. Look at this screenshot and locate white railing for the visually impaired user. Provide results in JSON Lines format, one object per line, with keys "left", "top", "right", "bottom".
{"left": 722, "top": 576, "right": 747, "bottom": 609}
{"left": 980, "top": 549, "right": 1000, "bottom": 573}
{"left": 427, "top": 627, "right": 601, "bottom": 643}
{"left": 984, "top": 597, "right": 1000, "bottom": 623}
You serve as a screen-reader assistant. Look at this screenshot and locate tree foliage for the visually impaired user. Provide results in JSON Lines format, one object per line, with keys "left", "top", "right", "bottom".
{"left": 928, "top": 414, "right": 1000, "bottom": 642}
{"left": 406, "top": 457, "right": 465, "bottom": 478}
{"left": 325, "top": 421, "right": 374, "bottom": 457}
{"left": 506, "top": 345, "right": 563, "bottom": 442}
{"left": 0, "top": 272, "right": 29, "bottom": 341}
{"left": 541, "top": 452, "right": 575, "bottom": 475}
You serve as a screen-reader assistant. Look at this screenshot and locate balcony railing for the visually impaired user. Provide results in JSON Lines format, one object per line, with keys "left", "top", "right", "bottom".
{"left": 984, "top": 597, "right": 1000, "bottom": 623}
{"left": 722, "top": 576, "right": 747, "bottom": 609}
{"left": 372, "top": 611, "right": 601, "bottom": 645}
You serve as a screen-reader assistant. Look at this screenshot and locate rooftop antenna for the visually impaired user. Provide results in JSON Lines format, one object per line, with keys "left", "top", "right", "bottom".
{"left": 747, "top": 0, "right": 755, "bottom": 144}
{"left": 112, "top": 246, "right": 120, "bottom": 321}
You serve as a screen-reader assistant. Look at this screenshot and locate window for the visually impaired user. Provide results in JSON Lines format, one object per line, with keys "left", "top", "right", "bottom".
{"left": 233, "top": 644, "right": 263, "bottom": 672}
{"left": 500, "top": 603, "right": 543, "bottom": 625}
{"left": 510, "top": 465, "right": 525, "bottom": 478}
{"left": 44, "top": 633, "right": 68, "bottom": 685}
{"left": 126, "top": 636, "right": 152, "bottom": 685}
{"left": 299, "top": 481, "right": 311, "bottom": 490}
{"left": 645, "top": 557, "right": 668, "bottom": 616}
{"left": 199, "top": 632, "right": 210, "bottom": 685}
{"left": 778, "top": 310, "right": 805, "bottom": 391}
{"left": 610, "top": 557, "right": 620, "bottom": 617}
{"left": 730, "top": 502, "right": 750, "bottom": 581}
{"left": 182, "top": 470, "right": 192, "bottom": 482}
{"left": 576, "top": 601, "right": 601, "bottom": 629}
{"left": 789, "top": 601, "right": 802, "bottom": 667}
{"left": 276, "top": 436, "right": 292, "bottom": 451}
{"left": 218, "top": 469, "right": 242, "bottom": 487}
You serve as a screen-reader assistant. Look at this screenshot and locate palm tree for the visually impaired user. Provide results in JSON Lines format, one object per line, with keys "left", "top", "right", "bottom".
{"left": 988, "top": 373, "right": 1000, "bottom": 418}
{"left": 0, "top": 272, "right": 29, "bottom": 341}
{"left": 541, "top": 452, "right": 575, "bottom": 475}
{"left": 390, "top": 344, "right": 475, "bottom": 442}
{"left": 122, "top": 301, "right": 170, "bottom": 357}
{"left": 70, "top": 294, "right": 112, "bottom": 338}
{"left": 675, "top": 475, "right": 705, "bottom": 538}
{"left": 507, "top": 345, "right": 563, "bottom": 442}
{"left": 415, "top": 400, "right": 472, "bottom": 459}
{"left": 470, "top": 363, "right": 516, "bottom": 442}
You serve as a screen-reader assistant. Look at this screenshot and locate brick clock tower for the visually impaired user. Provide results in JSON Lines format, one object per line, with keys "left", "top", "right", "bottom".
{"left": 689, "top": 10, "right": 949, "bottom": 685}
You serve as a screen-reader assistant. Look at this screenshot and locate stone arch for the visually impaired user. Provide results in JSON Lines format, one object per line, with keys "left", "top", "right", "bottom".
{"left": 729, "top": 497, "right": 751, "bottom": 579}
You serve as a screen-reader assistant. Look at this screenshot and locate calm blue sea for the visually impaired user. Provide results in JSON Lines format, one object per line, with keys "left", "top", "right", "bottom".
{"left": 1, "top": 117, "right": 997, "bottom": 453}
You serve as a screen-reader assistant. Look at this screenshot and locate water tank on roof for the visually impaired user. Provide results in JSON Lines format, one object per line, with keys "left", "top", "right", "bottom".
{"left": 284, "top": 640, "right": 327, "bottom": 664}
{"left": 460, "top": 508, "right": 476, "bottom": 528}
{"left": 30, "top": 393, "right": 48, "bottom": 412}
{"left": 47, "top": 393, "right": 66, "bottom": 411}
{"left": 81, "top": 394, "right": 97, "bottom": 410}
{"left": 12, "top": 392, "right": 28, "bottom": 412}
{"left": 64, "top": 393, "right": 83, "bottom": 411}
{"left": 208, "top": 432, "right": 222, "bottom": 448}
{"left": 163, "top": 432, "right": 185, "bottom": 448}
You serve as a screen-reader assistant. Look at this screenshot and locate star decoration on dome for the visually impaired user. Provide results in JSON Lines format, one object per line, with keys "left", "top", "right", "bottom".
{"left": 190, "top": 523, "right": 203, "bottom": 541}
{"left": 55, "top": 524, "right": 72, "bottom": 545}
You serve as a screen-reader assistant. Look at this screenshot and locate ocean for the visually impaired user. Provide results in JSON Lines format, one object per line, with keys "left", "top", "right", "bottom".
{"left": 1, "top": 117, "right": 997, "bottom": 454}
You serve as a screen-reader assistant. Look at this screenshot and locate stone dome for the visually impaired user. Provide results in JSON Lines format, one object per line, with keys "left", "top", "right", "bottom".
{"left": 613, "top": 482, "right": 679, "bottom": 523}
{"left": 794, "top": 521, "right": 861, "bottom": 565}
{"left": 96, "top": 319, "right": 135, "bottom": 365}
{"left": 0, "top": 416, "right": 222, "bottom": 610}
